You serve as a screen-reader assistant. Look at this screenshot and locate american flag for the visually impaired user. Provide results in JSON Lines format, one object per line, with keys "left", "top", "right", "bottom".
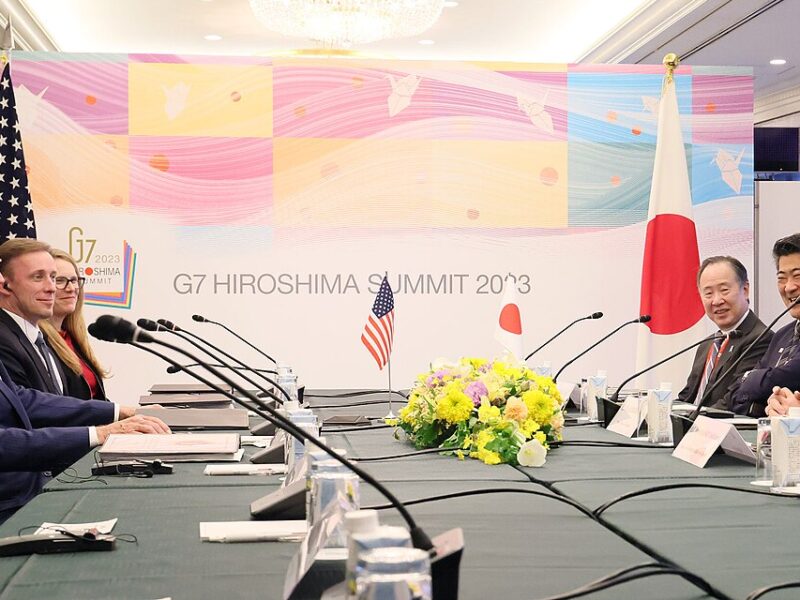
{"left": 361, "top": 276, "right": 395, "bottom": 370}
{"left": 0, "top": 62, "right": 36, "bottom": 243}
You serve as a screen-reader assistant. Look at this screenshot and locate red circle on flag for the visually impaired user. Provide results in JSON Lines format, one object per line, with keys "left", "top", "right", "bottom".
{"left": 499, "top": 304, "right": 522, "bottom": 335}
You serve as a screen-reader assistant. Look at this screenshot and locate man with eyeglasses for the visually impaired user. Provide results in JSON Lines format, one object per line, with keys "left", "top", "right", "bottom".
{"left": 0, "top": 238, "right": 67, "bottom": 394}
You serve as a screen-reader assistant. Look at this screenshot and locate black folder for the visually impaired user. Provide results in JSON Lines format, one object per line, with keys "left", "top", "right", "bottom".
{"left": 139, "top": 393, "right": 233, "bottom": 409}
{"left": 137, "top": 407, "right": 250, "bottom": 430}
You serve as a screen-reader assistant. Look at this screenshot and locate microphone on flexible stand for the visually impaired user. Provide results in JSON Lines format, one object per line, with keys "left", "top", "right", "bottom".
{"left": 553, "top": 315, "right": 651, "bottom": 383}
{"left": 157, "top": 318, "right": 279, "bottom": 389}
{"left": 166, "top": 363, "right": 277, "bottom": 375}
{"left": 192, "top": 313, "right": 277, "bottom": 364}
{"left": 138, "top": 318, "right": 289, "bottom": 404}
{"left": 610, "top": 331, "right": 730, "bottom": 404}
{"left": 89, "top": 316, "right": 464, "bottom": 600}
{"left": 597, "top": 331, "right": 728, "bottom": 428}
{"left": 525, "top": 311, "right": 603, "bottom": 361}
{"left": 687, "top": 297, "right": 800, "bottom": 422}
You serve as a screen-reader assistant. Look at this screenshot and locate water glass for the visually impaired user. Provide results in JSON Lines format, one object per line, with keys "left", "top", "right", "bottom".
{"left": 754, "top": 418, "right": 772, "bottom": 485}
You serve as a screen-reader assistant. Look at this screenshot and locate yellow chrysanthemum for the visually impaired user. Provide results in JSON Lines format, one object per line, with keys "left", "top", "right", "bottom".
{"left": 435, "top": 385, "right": 473, "bottom": 424}
{"left": 520, "top": 418, "right": 540, "bottom": 437}
{"left": 474, "top": 447, "right": 502, "bottom": 465}
{"left": 478, "top": 399, "right": 500, "bottom": 423}
{"left": 534, "top": 431, "right": 546, "bottom": 445}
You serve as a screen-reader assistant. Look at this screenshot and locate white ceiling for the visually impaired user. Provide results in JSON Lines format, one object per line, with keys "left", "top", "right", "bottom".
{"left": 8, "top": 0, "right": 800, "bottom": 100}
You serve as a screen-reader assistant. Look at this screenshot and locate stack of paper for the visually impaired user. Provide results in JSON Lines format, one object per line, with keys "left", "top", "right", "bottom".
{"left": 98, "top": 433, "right": 241, "bottom": 462}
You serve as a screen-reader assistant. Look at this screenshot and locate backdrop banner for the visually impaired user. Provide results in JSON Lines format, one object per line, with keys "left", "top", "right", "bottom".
{"left": 10, "top": 53, "right": 754, "bottom": 399}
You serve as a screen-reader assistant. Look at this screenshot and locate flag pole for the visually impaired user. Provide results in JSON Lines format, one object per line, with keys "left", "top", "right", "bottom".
{"left": 384, "top": 355, "right": 395, "bottom": 420}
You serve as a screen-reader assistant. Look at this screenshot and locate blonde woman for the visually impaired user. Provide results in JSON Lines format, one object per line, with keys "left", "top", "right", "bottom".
{"left": 40, "top": 249, "right": 108, "bottom": 400}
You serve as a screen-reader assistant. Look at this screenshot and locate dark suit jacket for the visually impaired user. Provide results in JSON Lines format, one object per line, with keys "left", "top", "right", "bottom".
{"left": 53, "top": 342, "right": 107, "bottom": 401}
{"left": 0, "top": 309, "right": 66, "bottom": 395}
{"left": 677, "top": 310, "right": 773, "bottom": 411}
{"left": 0, "top": 359, "right": 114, "bottom": 513}
{"left": 731, "top": 321, "right": 800, "bottom": 416}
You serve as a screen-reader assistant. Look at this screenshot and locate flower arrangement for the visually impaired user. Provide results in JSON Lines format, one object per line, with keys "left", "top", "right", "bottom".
{"left": 393, "top": 357, "right": 564, "bottom": 466}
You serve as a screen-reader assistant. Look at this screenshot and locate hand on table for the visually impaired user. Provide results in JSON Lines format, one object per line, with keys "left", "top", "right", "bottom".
{"left": 97, "top": 414, "right": 171, "bottom": 444}
{"left": 765, "top": 387, "right": 800, "bottom": 417}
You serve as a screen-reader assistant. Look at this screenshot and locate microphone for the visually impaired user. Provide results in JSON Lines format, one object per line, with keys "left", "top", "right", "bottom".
{"left": 192, "top": 313, "right": 277, "bottom": 364}
{"left": 525, "top": 311, "right": 603, "bottom": 360}
{"left": 553, "top": 315, "right": 651, "bottom": 383}
{"left": 166, "top": 364, "right": 277, "bottom": 375}
{"left": 609, "top": 331, "right": 729, "bottom": 403}
{"left": 688, "top": 297, "right": 800, "bottom": 421}
{"left": 138, "top": 318, "right": 289, "bottom": 403}
{"left": 89, "top": 316, "right": 437, "bottom": 552}
{"left": 157, "top": 318, "right": 278, "bottom": 387}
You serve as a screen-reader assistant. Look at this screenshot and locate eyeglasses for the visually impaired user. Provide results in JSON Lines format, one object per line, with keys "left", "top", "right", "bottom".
{"left": 55, "top": 276, "right": 86, "bottom": 290}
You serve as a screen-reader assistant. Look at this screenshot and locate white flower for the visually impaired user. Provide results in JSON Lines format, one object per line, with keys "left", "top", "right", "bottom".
{"left": 517, "top": 439, "right": 547, "bottom": 467}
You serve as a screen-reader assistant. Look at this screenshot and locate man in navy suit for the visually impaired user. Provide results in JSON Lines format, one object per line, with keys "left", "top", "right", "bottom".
{"left": 730, "top": 234, "right": 800, "bottom": 416}
{"left": 0, "top": 257, "right": 170, "bottom": 522}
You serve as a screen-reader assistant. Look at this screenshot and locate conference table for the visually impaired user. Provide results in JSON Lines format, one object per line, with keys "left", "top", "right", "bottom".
{"left": 0, "top": 391, "right": 796, "bottom": 600}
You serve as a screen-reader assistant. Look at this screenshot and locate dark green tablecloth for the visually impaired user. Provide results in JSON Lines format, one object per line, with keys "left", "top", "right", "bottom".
{"left": 0, "top": 392, "right": 791, "bottom": 599}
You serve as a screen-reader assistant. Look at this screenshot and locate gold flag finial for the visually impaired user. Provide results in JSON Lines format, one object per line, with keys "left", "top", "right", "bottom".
{"left": 663, "top": 53, "right": 679, "bottom": 83}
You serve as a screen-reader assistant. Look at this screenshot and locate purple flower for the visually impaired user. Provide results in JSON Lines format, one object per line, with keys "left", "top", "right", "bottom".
{"left": 465, "top": 381, "right": 488, "bottom": 406}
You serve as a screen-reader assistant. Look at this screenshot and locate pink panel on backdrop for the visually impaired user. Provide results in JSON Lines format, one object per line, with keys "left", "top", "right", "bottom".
{"left": 129, "top": 136, "right": 272, "bottom": 180}
{"left": 274, "top": 66, "right": 566, "bottom": 140}
{"left": 11, "top": 60, "right": 128, "bottom": 134}
{"left": 692, "top": 75, "right": 754, "bottom": 144}
{"left": 129, "top": 137, "right": 272, "bottom": 225}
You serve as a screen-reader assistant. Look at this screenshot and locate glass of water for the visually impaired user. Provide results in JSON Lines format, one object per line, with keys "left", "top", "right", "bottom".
{"left": 753, "top": 418, "right": 772, "bottom": 486}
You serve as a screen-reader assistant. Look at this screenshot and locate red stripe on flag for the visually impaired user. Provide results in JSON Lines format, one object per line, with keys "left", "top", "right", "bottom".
{"left": 364, "top": 323, "right": 387, "bottom": 367}
{"left": 369, "top": 314, "right": 390, "bottom": 354}
{"left": 361, "top": 333, "right": 384, "bottom": 368}
{"left": 640, "top": 213, "right": 704, "bottom": 335}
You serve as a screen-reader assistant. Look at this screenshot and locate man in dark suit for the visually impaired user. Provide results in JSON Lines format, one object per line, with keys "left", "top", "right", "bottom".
{"left": 732, "top": 234, "right": 800, "bottom": 416}
{"left": 0, "top": 238, "right": 66, "bottom": 394}
{"left": 677, "top": 256, "right": 772, "bottom": 411}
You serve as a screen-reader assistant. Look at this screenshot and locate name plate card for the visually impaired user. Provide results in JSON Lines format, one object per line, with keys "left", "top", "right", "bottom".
{"left": 607, "top": 396, "right": 647, "bottom": 438}
{"left": 672, "top": 416, "right": 755, "bottom": 468}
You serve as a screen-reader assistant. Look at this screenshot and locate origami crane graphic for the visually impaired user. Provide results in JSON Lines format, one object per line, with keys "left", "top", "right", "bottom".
{"left": 516, "top": 95, "right": 554, "bottom": 134}
{"left": 386, "top": 74, "right": 420, "bottom": 117}
{"left": 714, "top": 148, "right": 745, "bottom": 194}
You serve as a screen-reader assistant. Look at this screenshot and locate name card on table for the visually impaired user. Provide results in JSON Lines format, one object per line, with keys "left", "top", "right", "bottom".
{"left": 607, "top": 396, "right": 647, "bottom": 438}
{"left": 672, "top": 416, "right": 756, "bottom": 468}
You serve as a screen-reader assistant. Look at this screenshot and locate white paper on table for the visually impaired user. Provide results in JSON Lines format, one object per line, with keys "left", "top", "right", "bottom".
{"left": 240, "top": 435, "right": 272, "bottom": 448}
{"left": 607, "top": 396, "right": 647, "bottom": 438}
{"left": 199, "top": 520, "right": 307, "bottom": 542}
{"left": 204, "top": 464, "right": 287, "bottom": 476}
{"left": 36, "top": 517, "right": 118, "bottom": 536}
{"left": 673, "top": 416, "right": 755, "bottom": 467}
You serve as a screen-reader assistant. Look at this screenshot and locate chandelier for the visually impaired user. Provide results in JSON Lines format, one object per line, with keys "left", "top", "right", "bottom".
{"left": 248, "top": 0, "right": 446, "bottom": 48}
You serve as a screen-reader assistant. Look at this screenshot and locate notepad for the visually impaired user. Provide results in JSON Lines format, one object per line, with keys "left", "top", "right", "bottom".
{"left": 98, "top": 433, "right": 241, "bottom": 462}
{"left": 199, "top": 521, "right": 307, "bottom": 542}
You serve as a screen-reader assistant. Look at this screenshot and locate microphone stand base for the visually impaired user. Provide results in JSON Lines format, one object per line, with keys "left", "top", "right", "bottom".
{"left": 250, "top": 478, "right": 306, "bottom": 520}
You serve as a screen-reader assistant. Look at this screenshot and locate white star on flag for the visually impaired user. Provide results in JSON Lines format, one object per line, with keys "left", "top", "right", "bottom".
{"left": 0, "top": 62, "right": 36, "bottom": 242}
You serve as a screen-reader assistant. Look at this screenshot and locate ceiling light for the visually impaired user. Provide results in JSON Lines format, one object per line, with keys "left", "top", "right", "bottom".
{"left": 418, "top": 39, "right": 435, "bottom": 45}
{"left": 248, "top": 0, "right": 446, "bottom": 48}
{"left": 770, "top": 59, "right": 787, "bottom": 65}
{"left": 204, "top": 34, "right": 222, "bottom": 41}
